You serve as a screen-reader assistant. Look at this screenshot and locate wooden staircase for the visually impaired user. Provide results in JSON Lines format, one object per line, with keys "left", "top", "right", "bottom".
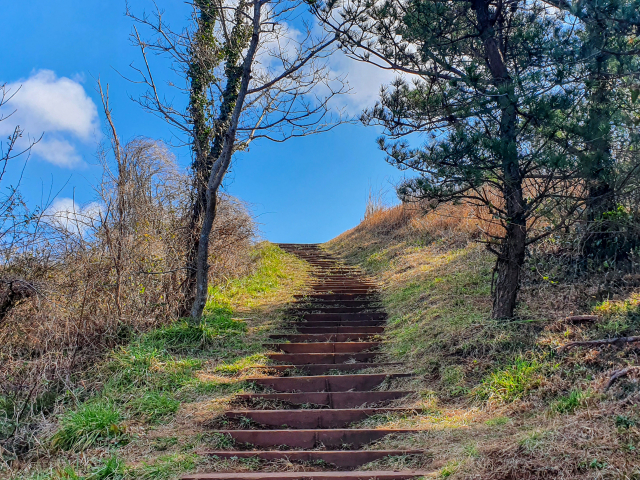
{"left": 183, "top": 244, "right": 429, "bottom": 479}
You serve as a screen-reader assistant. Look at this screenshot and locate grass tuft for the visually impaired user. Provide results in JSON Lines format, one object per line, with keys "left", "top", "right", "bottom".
{"left": 50, "top": 400, "right": 126, "bottom": 451}
{"left": 475, "top": 357, "right": 542, "bottom": 403}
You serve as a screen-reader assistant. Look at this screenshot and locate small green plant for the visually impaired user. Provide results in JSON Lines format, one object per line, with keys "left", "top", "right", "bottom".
{"left": 476, "top": 358, "right": 542, "bottom": 403}
{"left": 132, "top": 453, "right": 197, "bottom": 480}
{"left": 485, "top": 416, "right": 510, "bottom": 426}
{"left": 553, "top": 389, "right": 586, "bottom": 414}
{"left": 86, "top": 456, "right": 127, "bottom": 480}
{"left": 439, "top": 460, "right": 459, "bottom": 478}
{"left": 129, "top": 392, "right": 180, "bottom": 423}
{"left": 615, "top": 414, "right": 638, "bottom": 429}
{"left": 518, "top": 430, "right": 552, "bottom": 453}
{"left": 50, "top": 400, "right": 127, "bottom": 451}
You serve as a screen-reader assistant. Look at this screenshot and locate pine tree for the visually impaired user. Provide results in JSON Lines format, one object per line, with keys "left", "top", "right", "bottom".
{"left": 315, "top": 0, "right": 584, "bottom": 318}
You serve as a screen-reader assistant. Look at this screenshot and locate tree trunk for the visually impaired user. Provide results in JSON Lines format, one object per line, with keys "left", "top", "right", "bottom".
{"left": 190, "top": 0, "right": 262, "bottom": 321}
{"left": 473, "top": 0, "right": 526, "bottom": 319}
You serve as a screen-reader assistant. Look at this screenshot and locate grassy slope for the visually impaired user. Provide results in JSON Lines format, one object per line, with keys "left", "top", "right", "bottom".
{"left": 7, "top": 243, "right": 308, "bottom": 480}
{"left": 327, "top": 209, "right": 640, "bottom": 480}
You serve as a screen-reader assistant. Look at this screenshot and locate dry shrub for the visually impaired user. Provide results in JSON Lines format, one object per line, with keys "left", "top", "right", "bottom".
{"left": 0, "top": 138, "right": 255, "bottom": 459}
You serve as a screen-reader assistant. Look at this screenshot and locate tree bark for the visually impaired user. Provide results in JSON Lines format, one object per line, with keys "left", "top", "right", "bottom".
{"left": 190, "top": 0, "right": 262, "bottom": 321}
{"left": 473, "top": 0, "right": 526, "bottom": 319}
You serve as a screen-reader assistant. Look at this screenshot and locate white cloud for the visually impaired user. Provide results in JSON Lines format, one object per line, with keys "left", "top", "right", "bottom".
{"left": 31, "top": 138, "right": 83, "bottom": 168}
{"left": 47, "top": 198, "right": 104, "bottom": 234}
{"left": 0, "top": 70, "right": 99, "bottom": 168}
{"left": 329, "top": 52, "right": 399, "bottom": 113}
{"left": 4, "top": 70, "right": 99, "bottom": 140}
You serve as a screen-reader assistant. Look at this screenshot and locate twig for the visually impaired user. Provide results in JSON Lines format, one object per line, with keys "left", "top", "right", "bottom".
{"left": 604, "top": 366, "right": 640, "bottom": 391}
{"left": 558, "top": 336, "right": 640, "bottom": 353}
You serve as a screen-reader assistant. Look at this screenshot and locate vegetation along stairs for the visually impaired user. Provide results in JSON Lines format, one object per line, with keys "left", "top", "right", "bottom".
{"left": 183, "top": 244, "right": 429, "bottom": 479}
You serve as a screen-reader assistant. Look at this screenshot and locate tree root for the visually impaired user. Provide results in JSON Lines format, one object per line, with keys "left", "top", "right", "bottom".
{"left": 604, "top": 366, "right": 640, "bottom": 391}
{"left": 558, "top": 336, "right": 640, "bottom": 353}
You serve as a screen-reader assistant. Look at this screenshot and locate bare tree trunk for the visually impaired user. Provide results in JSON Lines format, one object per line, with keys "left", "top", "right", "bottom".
{"left": 190, "top": 0, "right": 262, "bottom": 321}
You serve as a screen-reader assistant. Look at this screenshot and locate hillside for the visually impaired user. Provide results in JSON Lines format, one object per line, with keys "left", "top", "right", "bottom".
{"left": 327, "top": 205, "right": 640, "bottom": 479}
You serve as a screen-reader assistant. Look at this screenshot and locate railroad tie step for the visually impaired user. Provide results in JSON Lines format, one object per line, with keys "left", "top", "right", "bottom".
{"left": 224, "top": 407, "right": 413, "bottom": 428}
{"left": 199, "top": 450, "right": 424, "bottom": 469}
{"left": 235, "top": 391, "right": 414, "bottom": 408}
{"left": 205, "top": 429, "right": 420, "bottom": 449}
{"left": 266, "top": 352, "right": 380, "bottom": 364}
{"left": 249, "top": 363, "right": 402, "bottom": 375}
{"left": 246, "top": 373, "right": 412, "bottom": 392}
{"left": 184, "top": 471, "right": 430, "bottom": 479}
{"left": 268, "top": 333, "right": 379, "bottom": 342}
{"left": 265, "top": 342, "right": 380, "bottom": 354}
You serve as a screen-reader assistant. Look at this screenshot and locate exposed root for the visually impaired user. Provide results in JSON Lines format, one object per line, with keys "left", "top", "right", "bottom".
{"left": 604, "top": 366, "right": 640, "bottom": 391}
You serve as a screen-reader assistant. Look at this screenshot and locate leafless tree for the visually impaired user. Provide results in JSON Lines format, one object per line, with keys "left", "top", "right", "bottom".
{"left": 126, "top": 0, "right": 349, "bottom": 320}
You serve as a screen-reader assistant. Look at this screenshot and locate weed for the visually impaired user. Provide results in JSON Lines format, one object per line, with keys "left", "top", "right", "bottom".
{"left": 86, "top": 456, "right": 127, "bottom": 480}
{"left": 128, "top": 392, "right": 180, "bottom": 423}
{"left": 475, "top": 358, "right": 542, "bottom": 403}
{"left": 552, "top": 389, "right": 587, "bottom": 414}
{"left": 439, "top": 460, "right": 459, "bottom": 478}
{"left": 615, "top": 414, "right": 638, "bottom": 429}
{"left": 132, "top": 453, "right": 197, "bottom": 480}
{"left": 50, "top": 400, "right": 127, "bottom": 451}
{"left": 484, "top": 416, "right": 510, "bottom": 426}
{"left": 152, "top": 436, "right": 179, "bottom": 451}
{"left": 518, "top": 430, "right": 552, "bottom": 453}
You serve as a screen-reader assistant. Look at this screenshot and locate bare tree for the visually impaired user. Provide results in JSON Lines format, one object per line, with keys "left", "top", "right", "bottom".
{"left": 126, "top": 0, "right": 349, "bottom": 320}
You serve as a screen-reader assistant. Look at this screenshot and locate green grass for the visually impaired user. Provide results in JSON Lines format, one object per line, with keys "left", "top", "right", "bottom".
{"left": 208, "top": 243, "right": 292, "bottom": 309}
{"left": 128, "top": 392, "right": 180, "bottom": 423}
{"left": 50, "top": 400, "right": 127, "bottom": 451}
{"left": 131, "top": 453, "right": 198, "bottom": 480}
{"left": 475, "top": 357, "right": 543, "bottom": 403}
{"left": 552, "top": 389, "right": 587, "bottom": 414}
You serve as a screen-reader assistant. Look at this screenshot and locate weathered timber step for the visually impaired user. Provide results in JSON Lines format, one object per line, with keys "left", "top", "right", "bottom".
{"left": 184, "top": 470, "right": 429, "bottom": 479}
{"left": 294, "top": 322, "right": 386, "bottom": 328}
{"left": 236, "top": 391, "right": 414, "bottom": 408}
{"left": 299, "top": 313, "right": 387, "bottom": 321}
{"left": 267, "top": 352, "right": 379, "bottom": 364}
{"left": 295, "top": 326, "right": 385, "bottom": 334}
{"left": 251, "top": 363, "right": 400, "bottom": 375}
{"left": 295, "top": 294, "right": 379, "bottom": 301}
{"left": 199, "top": 450, "right": 424, "bottom": 468}
{"left": 291, "top": 307, "right": 383, "bottom": 314}
{"left": 266, "top": 342, "right": 380, "bottom": 354}
{"left": 207, "top": 429, "right": 420, "bottom": 449}
{"left": 299, "top": 301, "right": 383, "bottom": 308}
{"left": 224, "top": 408, "right": 412, "bottom": 429}
{"left": 269, "top": 333, "right": 378, "bottom": 342}
{"left": 247, "top": 374, "right": 412, "bottom": 392}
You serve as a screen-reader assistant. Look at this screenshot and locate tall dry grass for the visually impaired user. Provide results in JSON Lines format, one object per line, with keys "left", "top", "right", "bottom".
{"left": 0, "top": 138, "right": 255, "bottom": 460}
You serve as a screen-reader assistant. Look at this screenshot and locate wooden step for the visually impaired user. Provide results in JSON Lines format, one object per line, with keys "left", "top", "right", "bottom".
{"left": 247, "top": 374, "right": 411, "bottom": 392}
{"left": 199, "top": 450, "right": 424, "bottom": 468}
{"left": 224, "top": 408, "right": 412, "bottom": 428}
{"left": 267, "top": 352, "right": 379, "bottom": 364}
{"left": 295, "top": 326, "right": 385, "bottom": 334}
{"left": 266, "top": 342, "right": 380, "bottom": 354}
{"left": 269, "top": 333, "right": 378, "bottom": 342}
{"left": 251, "top": 363, "right": 400, "bottom": 375}
{"left": 208, "top": 429, "right": 420, "bottom": 449}
{"left": 184, "top": 471, "right": 429, "bottom": 479}
{"left": 236, "top": 391, "right": 414, "bottom": 408}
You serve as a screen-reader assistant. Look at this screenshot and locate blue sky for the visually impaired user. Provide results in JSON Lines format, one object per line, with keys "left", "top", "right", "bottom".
{"left": 1, "top": 0, "right": 405, "bottom": 243}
